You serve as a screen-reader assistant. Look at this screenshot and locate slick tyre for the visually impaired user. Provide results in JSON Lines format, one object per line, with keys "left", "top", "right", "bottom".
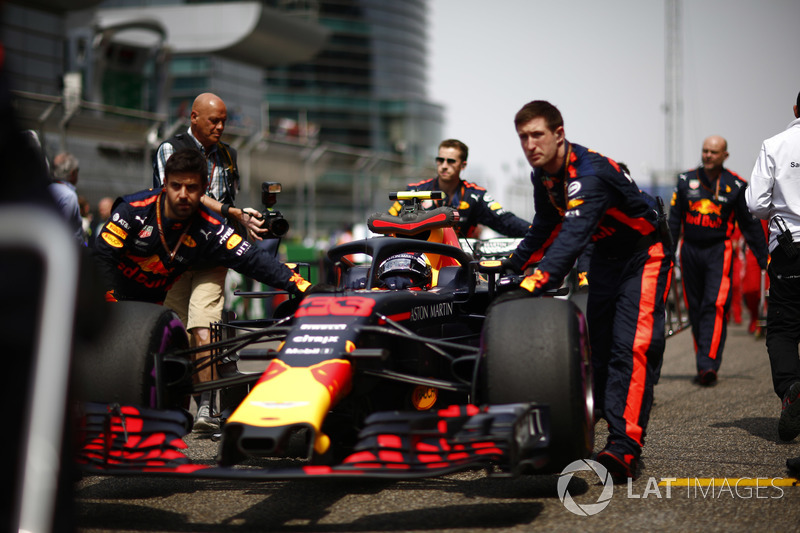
{"left": 74, "top": 301, "right": 189, "bottom": 407}
{"left": 478, "top": 297, "right": 593, "bottom": 472}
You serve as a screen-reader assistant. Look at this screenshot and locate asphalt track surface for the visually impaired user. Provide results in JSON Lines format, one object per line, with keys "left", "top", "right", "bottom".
{"left": 75, "top": 320, "right": 800, "bottom": 532}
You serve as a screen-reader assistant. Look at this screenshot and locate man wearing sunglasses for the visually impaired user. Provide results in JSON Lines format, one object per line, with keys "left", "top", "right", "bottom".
{"left": 389, "top": 139, "right": 529, "bottom": 239}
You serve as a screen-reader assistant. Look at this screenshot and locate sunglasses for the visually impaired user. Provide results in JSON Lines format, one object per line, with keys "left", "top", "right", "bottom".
{"left": 435, "top": 157, "right": 459, "bottom": 165}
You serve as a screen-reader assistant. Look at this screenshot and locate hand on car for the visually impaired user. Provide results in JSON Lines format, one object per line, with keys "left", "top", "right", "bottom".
{"left": 520, "top": 269, "right": 549, "bottom": 296}
{"left": 500, "top": 258, "right": 520, "bottom": 276}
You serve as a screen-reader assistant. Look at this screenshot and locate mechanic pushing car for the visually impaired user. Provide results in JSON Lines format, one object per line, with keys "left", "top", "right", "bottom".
{"left": 93, "top": 149, "right": 310, "bottom": 304}
{"left": 504, "top": 100, "right": 673, "bottom": 482}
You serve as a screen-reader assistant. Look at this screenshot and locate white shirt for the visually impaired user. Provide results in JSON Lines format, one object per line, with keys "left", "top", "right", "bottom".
{"left": 745, "top": 117, "right": 800, "bottom": 253}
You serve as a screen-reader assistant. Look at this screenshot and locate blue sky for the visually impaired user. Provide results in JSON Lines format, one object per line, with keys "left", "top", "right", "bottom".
{"left": 428, "top": 0, "right": 800, "bottom": 217}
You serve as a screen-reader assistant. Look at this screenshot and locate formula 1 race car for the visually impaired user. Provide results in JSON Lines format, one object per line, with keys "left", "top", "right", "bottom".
{"left": 73, "top": 191, "right": 593, "bottom": 480}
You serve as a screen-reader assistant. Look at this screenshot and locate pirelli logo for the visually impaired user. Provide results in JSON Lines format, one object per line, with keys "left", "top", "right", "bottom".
{"left": 105, "top": 222, "right": 128, "bottom": 240}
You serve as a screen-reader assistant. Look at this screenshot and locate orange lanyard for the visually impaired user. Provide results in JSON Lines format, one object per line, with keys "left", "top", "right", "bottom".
{"left": 544, "top": 144, "right": 572, "bottom": 216}
{"left": 699, "top": 169, "right": 721, "bottom": 201}
{"left": 156, "top": 191, "right": 191, "bottom": 263}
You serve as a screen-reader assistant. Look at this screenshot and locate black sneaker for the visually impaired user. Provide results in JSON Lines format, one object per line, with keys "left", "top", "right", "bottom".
{"left": 597, "top": 448, "right": 638, "bottom": 483}
{"left": 778, "top": 382, "right": 800, "bottom": 442}
{"left": 693, "top": 369, "right": 717, "bottom": 387}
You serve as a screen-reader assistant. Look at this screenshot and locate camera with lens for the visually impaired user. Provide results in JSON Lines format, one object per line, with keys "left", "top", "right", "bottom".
{"left": 260, "top": 181, "right": 290, "bottom": 238}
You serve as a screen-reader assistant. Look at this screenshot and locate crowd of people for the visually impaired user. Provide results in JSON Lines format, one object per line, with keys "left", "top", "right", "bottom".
{"left": 43, "top": 89, "right": 800, "bottom": 480}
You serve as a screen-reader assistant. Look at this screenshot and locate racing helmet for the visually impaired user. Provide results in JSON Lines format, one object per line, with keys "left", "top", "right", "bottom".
{"left": 377, "top": 252, "right": 432, "bottom": 290}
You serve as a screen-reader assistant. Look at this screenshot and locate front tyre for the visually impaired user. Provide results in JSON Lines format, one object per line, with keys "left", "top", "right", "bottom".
{"left": 74, "top": 301, "right": 189, "bottom": 408}
{"left": 478, "top": 297, "right": 593, "bottom": 472}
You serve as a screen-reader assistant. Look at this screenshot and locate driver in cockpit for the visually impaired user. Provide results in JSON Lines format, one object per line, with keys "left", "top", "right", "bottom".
{"left": 377, "top": 252, "right": 432, "bottom": 290}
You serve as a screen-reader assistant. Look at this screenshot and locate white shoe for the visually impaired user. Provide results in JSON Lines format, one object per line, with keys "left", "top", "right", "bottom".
{"left": 193, "top": 404, "right": 220, "bottom": 432}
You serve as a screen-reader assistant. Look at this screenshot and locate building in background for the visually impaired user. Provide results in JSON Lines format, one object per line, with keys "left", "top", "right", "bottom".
{"left": 2, "top": 0, "right": 443, "bottom": 239}
{"left": 265, "top": 1, "right": 441, "bottom": 161}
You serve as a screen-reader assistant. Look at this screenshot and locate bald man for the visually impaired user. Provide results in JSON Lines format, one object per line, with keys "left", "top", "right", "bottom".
{"left": 668, "top": 136, "right": 768, "bottom": 386}
{"left": 155, "top": 93, "right": 263, "bottom": 232}
{"left": 153, "top": 93, "right": 267, "bottom": 432}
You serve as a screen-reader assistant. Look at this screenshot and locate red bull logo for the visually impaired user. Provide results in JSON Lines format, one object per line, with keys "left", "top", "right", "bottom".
{"left": 118, "top": 255, "right": 172, "bottom": 289}
{"left": 136, "top": 254, "right": 171, "bottom": 275}
{"left": 686, "top": 199, "right": 724, "bottom": 229}
{"left": 689, "top": 199, "right": 722, "bottom": 216}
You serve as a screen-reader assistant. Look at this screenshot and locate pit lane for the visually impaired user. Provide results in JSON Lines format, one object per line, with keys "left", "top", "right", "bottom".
{"left": 75, "top": 321, "right": 800, "bottom": 531}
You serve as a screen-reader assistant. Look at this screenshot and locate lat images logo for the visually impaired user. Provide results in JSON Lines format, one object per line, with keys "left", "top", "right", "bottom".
{"left": 558, "top": 459, "right": 614, "bottom": 516}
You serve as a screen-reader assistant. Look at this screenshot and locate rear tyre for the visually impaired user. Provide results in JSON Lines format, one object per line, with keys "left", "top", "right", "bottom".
{"left": 478, "top": 297, "right": 593, "bottom": 472}
{"left": 74, "top": 301, "right": 189, "bottom": 407}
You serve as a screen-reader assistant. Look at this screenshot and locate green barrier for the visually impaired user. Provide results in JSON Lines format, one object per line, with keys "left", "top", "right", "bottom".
{"left": 226, "top": 242, "right": 325, "bottom": 321}
{"left": 282, "top": 242, "right": 323, "bottom": 284}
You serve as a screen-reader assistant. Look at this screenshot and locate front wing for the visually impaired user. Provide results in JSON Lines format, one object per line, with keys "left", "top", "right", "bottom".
{"left": 76, "top": 402, "right": 550, "bottom": 480}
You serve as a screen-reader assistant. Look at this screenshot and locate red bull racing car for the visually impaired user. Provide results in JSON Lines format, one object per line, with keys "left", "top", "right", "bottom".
{"left": 74, "top": 191, "right": 594, "bottom": 480}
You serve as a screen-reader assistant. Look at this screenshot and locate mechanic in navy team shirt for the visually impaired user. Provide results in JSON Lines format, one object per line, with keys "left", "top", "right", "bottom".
{"left": 504, "top": 100, "right": 673, "bottom": 482}
{"left": 93, "top": 149, "right": 310, "bottom": 305}
{"left": 668, "top": 136, "right": 768, "bottom": 386}
{"left": 152, "top": 93, "right": 268, "bottom": 431}
{"left": 389, "top": 139, "right": 530, "bottom": 239}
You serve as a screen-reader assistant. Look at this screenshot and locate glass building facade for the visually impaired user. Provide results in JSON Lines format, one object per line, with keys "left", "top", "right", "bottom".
{"left": 264, "top": 0, "right": 443, "bottom": 167}
{"left": 2, "top": 4, "right": 64, "bottom": 96}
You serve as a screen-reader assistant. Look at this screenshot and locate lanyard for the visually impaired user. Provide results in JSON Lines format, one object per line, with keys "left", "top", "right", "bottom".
{"left": 699, "top": 168, "right": 721, "bottom": 201}
{"left": 207, "top": 143, "right": 236, "bottom": 203}
{"left": 543, "top": 144, "right": 572, "bottom": 216}
{"left": 447, "top": 183, "right": 465, "bottom": 207}
{"left": 202, "top": 144, "right": 219, "bottom": 199}
{"left": 207, "top": 158, "right": 216, "bottom": 194}
{"left": 434, "top": 179, "right": 464, "bottom": 208}
{"left": 156, "top": 191, "right": 191, "bottom": 263}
